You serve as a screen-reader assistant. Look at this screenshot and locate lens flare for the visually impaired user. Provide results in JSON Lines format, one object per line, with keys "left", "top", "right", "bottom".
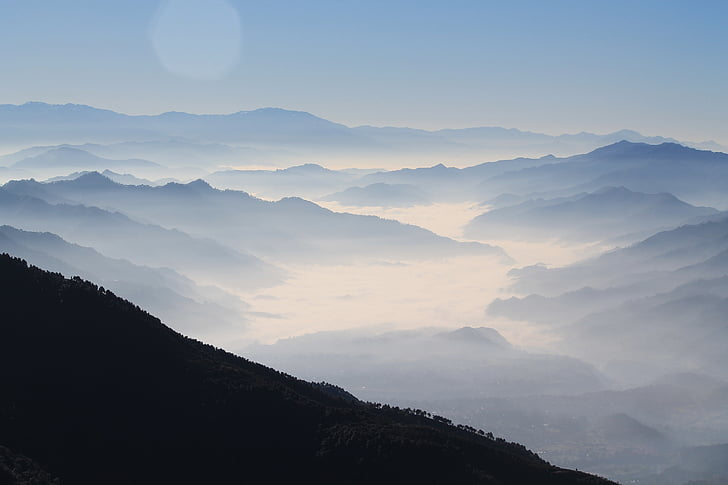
{"left": 150, "top": 0, "right": 242, "bottom": 80}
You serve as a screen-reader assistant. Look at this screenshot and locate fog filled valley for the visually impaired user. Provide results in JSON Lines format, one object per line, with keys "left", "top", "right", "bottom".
{"left": 2, "top": 102, "right": 728, "bottom": 484}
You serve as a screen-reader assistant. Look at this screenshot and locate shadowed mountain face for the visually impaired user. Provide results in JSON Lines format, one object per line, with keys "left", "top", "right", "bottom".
{"left": 465, "top": 186, "right": 719, "bottom": 244}
{"left": 0, "top": 255, "right": 614, "bottom": 485}
{"left": 1, "top": 173, "right": 506, "bottom": 263}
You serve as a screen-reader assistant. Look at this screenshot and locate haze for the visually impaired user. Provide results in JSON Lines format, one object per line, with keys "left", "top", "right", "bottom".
{"left": 2, "top": 1, "right": 728, "bottom": 484}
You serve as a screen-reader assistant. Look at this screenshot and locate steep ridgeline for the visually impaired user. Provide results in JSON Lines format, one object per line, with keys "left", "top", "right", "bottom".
{"left": 0, "top": 255, "right": 613, "bottom": 485}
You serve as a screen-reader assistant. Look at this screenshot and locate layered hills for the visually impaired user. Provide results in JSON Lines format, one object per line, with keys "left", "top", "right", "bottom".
{"left": 465, "top": 186, "right": 718, "bottom": 243}
{"left": 0, "top": 225, "right": 249, "bottom": 342}
{"left": 0, "top": 254, "right": 613, "bottom": 485}
{"left": 1, "top": 102, "right": 722, "bottom": 167}
{"left": 491, "top": 216, "right": 728, "bottom": 380}
{"left": 1, "top": 173, "right": 504, "bottom": 263}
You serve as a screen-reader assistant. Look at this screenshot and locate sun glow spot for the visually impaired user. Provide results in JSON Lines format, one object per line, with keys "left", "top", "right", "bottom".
{"left": 150, "top": 0, "right": 242, "bottom": 80}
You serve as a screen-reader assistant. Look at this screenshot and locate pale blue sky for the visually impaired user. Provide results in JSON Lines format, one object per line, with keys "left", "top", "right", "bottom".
{"left": 0, "top": 0, "right": 726, "bottom": 143}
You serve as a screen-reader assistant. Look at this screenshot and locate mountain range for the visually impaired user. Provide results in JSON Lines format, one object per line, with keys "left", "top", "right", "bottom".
{"left": 12, "top": 146, "right": 162, "bottom": 172}
{"left": 474, "top": 141, "right": 728, "bottom": 209}
{"left": 465, "top": 186, "right": 719, "bottom": 244}
{"left": 2, "top": 172, "right": 505, "bottom": 263}
{"left": 0, "top": 225, "right": 250, "bottom": 343}
{"left": 0, "top": 183, "right": 280, "bottom": 291}
{"left": 209, "top": 142, "right": 728, "bottom": 218}
{"left": 322, "top": 182, "right": 432, "bottom": 207}
{"left": 0, "top": 254, "right": 614, "bottom": 485}
{"left": 1, "top": 102, "right": 723, "bottom": 167}
{"left": 491, "top": 215, "right": 728, "bottom": 381}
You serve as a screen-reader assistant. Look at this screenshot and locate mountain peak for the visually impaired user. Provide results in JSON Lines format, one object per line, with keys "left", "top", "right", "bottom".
{"left": 436, "top": 326, "right": 511, "bottom": 347}
{"left": 65, "top": 171, "right": 118, "bottom": 187}
{"left": 161, "top": 178, "right": 213, "bottom": 193}
{"left": 282, "top": 163, "right": 332, "bottom": 174}
{"left": 585, "top": 140, "right": 712, "bottom": 160}
{"left": 187, "top": 178, "right": 213, "bottom": 189}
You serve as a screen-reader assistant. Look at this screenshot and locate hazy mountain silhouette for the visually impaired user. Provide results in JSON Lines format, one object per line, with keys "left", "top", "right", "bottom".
{"left": 82, "top": 139, "right": 270, "bottom": 167}
{"left": 205, "top": 163, "right": 362, "bottom": 199}
{"left": 1, "top": 102, "right": 720, "bottom": 166}
{"left": 245, "top": 326, "right": 608, "bottom": 402}
{"left": 476, "top": 141, "right": 728, "bottom": 209}
{"left": 465, "top": 186, "right": 718, "bottom": 243}
{"left": 11, "top": 146, "right": 161, "bottom": 172}
{"left": 0, "top": 254, "right": 615, "bottom": 485}
{"left": 2, "top": 173, "right": 506, "bottom": 263}
{"left": 490, "top": 259, "right": 728, "bottom": 329}
{"left": 0, "top": 225, "right": 250, "bottom": 342}
{"left": 319, "top": 142, "right": 728, "bottom": 209}
{"left": 561, "top": 280, "right": 728, "bottom": 376}
{"left": 0, "top": 185, "right": 281, "bottom": 290}
{"left": 322, "top": 182, "right": 431, "bottom": 207}
{"left": 418, "top": 373, "right": 728, "bottom": 484}
{"left": 0, "top": 102, "right": 363, "bottom": 147}
{"left": 45, "top": 169, "right": 159, "bottom": 186}
{"left": 343, "top": 155, "right": 575, "bottom": 203}
{"left": 355, "top": 163, "right": 470, "bottom": 201}
{"left": 493, "top": 216, "right": 728, "bottom": 381}
{"left": 509, "top": 216, "right": 728, "bottom": 297}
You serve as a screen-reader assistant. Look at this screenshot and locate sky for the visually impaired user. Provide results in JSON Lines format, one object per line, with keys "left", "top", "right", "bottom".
{"left": 1, "top": 0, "right": 726, "bottom": 143}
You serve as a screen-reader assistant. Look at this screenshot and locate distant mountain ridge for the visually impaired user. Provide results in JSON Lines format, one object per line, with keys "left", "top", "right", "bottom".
{"left": 474, "top": 141, "right": 728, "bottom": 208}
{"left": 1, "top": 102, "right": 722, "bottom": 166}
{"left": 12, "top": 146, "right": 161, "bottom": 171}
{"left": 465, "top": 186, "right": 719, "bottom": 243}
{"left": 322, "top": 182, "right": 431, "bottom": 207}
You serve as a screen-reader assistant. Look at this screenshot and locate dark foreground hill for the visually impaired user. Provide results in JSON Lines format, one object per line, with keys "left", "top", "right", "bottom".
{"left": 0, "top": 254, "right": 613, "bottom": 485}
